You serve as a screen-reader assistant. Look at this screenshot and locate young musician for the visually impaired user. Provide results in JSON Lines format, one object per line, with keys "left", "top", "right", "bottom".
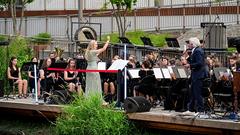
{"left": 7, "top": 56, "right": 28, "bottom": 98}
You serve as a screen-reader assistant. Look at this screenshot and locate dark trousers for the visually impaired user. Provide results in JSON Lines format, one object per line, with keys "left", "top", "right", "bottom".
{"left": 188, "top": 79, "right": 204, "bottom": 112}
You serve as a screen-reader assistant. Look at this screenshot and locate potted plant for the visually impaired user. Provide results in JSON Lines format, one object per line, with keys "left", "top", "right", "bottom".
{"left": 31, "top": 32, "right": 51, "bottom": 57}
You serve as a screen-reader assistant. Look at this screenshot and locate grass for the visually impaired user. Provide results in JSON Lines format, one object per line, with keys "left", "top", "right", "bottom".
{"left": 55, "top": 94, "right": 138, "bottom": 135}
{"left": 101, "top": 30, "right": 172, "bottom": 47}
{"left": 0, "top": 116, "right": 56, "bottom": 135}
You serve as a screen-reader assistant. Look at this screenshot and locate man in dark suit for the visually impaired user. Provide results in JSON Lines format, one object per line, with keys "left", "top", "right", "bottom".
{"left": 187, "top": 37, "right": 207, "bottom": 112}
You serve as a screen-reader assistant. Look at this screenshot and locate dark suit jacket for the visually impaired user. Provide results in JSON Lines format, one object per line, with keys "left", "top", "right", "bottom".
{"left": 190, "top": 46, "right": 207, "bottom": 80}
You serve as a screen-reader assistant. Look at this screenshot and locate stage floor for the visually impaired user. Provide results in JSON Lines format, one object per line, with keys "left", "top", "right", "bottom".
{"left": 0, "top": 97, "right": 240, "bottom": 134}
{"left": 0, "top": 96, "right": 62, "bottom": 119}
{"left": 127, "top": 107, "right": 240, "bottom": 135}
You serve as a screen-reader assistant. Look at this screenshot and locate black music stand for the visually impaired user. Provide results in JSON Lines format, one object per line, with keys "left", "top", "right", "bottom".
{"left": 227, "top": 37, "right": 240, "bottom": 53}
{"left": 165, "top": 38, "right": 180, "bottom": 48}
{"left": 118, "top": 37, "right": 132, "bottom": 45}
{"left": 22, "top": 62, "right": 39, "bottom": 102}
{"left": 49, "top": 63, "right": 68, "bottom": 71}
{"left": 140, "top": 36, "right": 153, "bottom": 46}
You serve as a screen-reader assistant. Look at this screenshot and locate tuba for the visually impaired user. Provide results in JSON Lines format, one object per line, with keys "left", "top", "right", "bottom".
{"left": 55, "top": 47, "right": 64, "bottom": 59}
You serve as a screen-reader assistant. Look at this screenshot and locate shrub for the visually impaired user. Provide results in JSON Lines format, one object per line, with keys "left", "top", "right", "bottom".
{"left": 0, "top": 36, "right": 33, "bottom": 81}
{"left": 55, "top": 94, "right": 138, "bottom": 135}
{"left": 0, "top": 35, "right": 7, "bottom": 41}
{"left": 31, "top": 32, "right": 52, "bottom": 44}
{"left": 102, "top": 30, "right": 171, "bottom": 47}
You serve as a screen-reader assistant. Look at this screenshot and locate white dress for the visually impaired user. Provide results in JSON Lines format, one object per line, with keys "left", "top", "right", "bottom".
{"left": 85, "top": 50, "right": 102, "bottom": 96}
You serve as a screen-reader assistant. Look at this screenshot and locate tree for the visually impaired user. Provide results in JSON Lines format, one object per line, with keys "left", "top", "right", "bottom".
{"left": 104, "top": 0, "right": 137, "bottom": 37}
{"left": 0, "top": 0, "right": 34, "bottom": 35}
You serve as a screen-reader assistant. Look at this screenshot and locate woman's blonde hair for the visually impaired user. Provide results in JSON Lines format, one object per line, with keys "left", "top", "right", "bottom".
{"left": 85, "top": 40, "right": 96, "bottom": 60}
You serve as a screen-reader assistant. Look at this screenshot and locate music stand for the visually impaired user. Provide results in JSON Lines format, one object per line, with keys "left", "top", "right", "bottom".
{"left": 153, "top": 68, "right": 164, "bottom": 79}
{"left": 140, "top": 36, "right": 153, "bottom": 46}
{"left": 213, "top": 67, "right": 228, "bottom": 81}
{"left": 22, "top": 62, "right": 39, "bottom": 102}
{"left": 227, "top": 37, "right": 240, "bottom": 53}
{"left": 49, "top": 63, "right": 68, "bottom": 71}
{"left": 108, "top": 59, "right": 128, "bottom": 107}
{"left": 118, "top": 37, "right": 132, "bottom": 45}
{"left": 165, "top": 38, "right": 180, "bottom": 48}
{"left": 128, "top": 69, "right": 140, "bottom": 79}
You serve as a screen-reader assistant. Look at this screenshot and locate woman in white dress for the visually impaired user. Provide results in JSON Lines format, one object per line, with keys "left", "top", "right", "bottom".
{"left": 84, "top": 37, "right": 110, "bottom": 96}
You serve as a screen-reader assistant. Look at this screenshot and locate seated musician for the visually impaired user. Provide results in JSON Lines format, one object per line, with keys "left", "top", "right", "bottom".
{"left": 7, "top": 56, "right": 28, "bottom": 98}
{"left": 133, "top": 60, "right": 155, "bottom": 104}
{"left": 39, "top": 58, "right": 55, "bottom": 94}
{"left": 64, "top": 59, "right": 82, "bottom": 95}
{"left": 228, "top": 55, "right": 237, "bottom": 72}
{"left": 28, "top": 57, "right": 41, "bottom": 97}
{"left": 103, "top": 55, "right": 119, "bottom": 102}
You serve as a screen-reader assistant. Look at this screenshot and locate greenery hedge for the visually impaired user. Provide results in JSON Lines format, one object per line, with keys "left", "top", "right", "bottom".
{"left": 55, "top": 94, "right": 138, "bottom": 135}
{"left": 102, "top": 31, "right": 171, "bottom": 47}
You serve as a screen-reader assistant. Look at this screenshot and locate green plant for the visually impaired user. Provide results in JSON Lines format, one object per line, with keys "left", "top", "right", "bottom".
{"left": 0, "top": 36, "right": 33, "bottom": 80}
{"left": 102, "top": 30, "right": 171, "bottom": 47}
{"left": 0, "top": 35, "right": 7, "bottom": 41}
{"left": 31, "top": 32, "right": 52, "bottom": 44}
{"left": 55, "top": 94, "right": 138, "bottom": 135}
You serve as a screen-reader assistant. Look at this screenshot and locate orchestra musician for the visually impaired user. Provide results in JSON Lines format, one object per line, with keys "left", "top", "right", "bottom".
{"left": 133, "top": 60, "right": 156, "bottom": 104}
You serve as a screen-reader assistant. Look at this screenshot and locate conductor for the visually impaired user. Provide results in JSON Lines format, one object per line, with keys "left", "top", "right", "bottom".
{"left": 187, "top": 37, "right": 207, "bottom": 112}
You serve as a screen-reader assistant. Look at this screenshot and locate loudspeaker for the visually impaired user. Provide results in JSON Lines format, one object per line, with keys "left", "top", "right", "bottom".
{"left": 123, "top": 96, "right": 151, "bottom": 113}
{"left": 0, "top": 80, "right": 4, "bottom": 97}
{"left": 47, "top": 90, "right": 73, "bottom": 104}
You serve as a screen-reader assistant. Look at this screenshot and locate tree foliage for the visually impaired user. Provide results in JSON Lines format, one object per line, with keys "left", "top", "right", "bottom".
{"left": 104, "top": 0, "right": 137, "bottom": 37}
{"left": 0, "top": 0, "right": 34, "bottom": 35}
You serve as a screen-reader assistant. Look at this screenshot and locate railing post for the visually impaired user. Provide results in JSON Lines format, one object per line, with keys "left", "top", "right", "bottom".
{"left": 45, "top": 16, "right": 48, "bottom": 33}
{"left": 24, "top": 17, "right": 27, "bottom": 36}
{"left": 157, "top": 6, "right": 161, "bottom": 32}
{"left": 4, "top": 18, "right": 7, "bottom": 34}
{"left": 44, "top": 0, "right": 47, "bottom": 11}
{"left": 134, "top": 8, "right": 137, "bottom": 31}
{"left": 183, "top": 4, "right": 186, "bottom": 33}
{"left": 237, "top": 0, "right": 240, "bottom": 24}
{"left": 209, "top": 1, "right": 212, "bottom": 22}
{"left": 170, "top": 0, "right": 173, "bottom": 8}
{"left": 111, "top": 11, "right": 114, "bottom": 33}
{"left": 64, "top": 0, "right": 66, "bottom": 10}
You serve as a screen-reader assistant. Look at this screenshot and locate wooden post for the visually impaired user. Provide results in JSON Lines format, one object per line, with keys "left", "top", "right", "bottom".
{"left": 134, "top": 8, "right": 137, "bottom": 32}
{"left": 24, "top": 17, "right": 27, "bottom": 36}
{"left": 111, "top": 11, "right": 114, "bottom": 33}
{"left": 209, "top": 1, "right": 212, "bottom": 22}
{"left": 183, "top": 4, "right": 186, "bottom": 33}
{"left": 64, "top": 0, "right": 66, "bottom": 10}
{"left": 44, "top": 0, "right": 47, "bottom": 11}
{"left": 4, "top": 18, "right": 7, "bottom": 34}
{"left": 237, "top": 0, "right": 239, "bottom": 24}
{"left": 45, "top": 16, "right": 48, "bottom": 33}
{"left": 157, "top": 6, "right": 161, "bottom": 32}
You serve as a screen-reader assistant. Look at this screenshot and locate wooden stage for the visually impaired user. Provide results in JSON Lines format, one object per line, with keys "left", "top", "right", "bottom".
{"left": 128, "top": 108, "right": 240, "bottom": 135}
{"left": 1, "top": 97, "right": 240, "bottom": 134}
{"left": 0, "top": 96, "right": 62, "bottom": 119}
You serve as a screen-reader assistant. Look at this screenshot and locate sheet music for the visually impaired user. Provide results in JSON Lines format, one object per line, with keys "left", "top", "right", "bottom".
{"left": 167, "top": 66, "right": 174, "bottom": 74}
{"left": 98, "top": 62, "right": 106, "bottom": 70}
{"left": 162, "top": 68, "right": 171, "bottom": 79}
{"left": 177, "top": 68, "right": 187, "bottom": 78}
{"left": 128, "top": 69, "right": 140, "bottom": 79}
{"left": 153, "top": 68, "right": 163, "bottom": 79}
{"left": 108, "top": 59, "right": 129, "bottom": 70}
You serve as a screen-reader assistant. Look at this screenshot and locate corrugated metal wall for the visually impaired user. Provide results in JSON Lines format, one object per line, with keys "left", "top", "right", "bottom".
{"left": 25, "top": 0, "right": 155, "bottom": 10}
{"left": 0, "top": 14, "right": 237, "bottom": 38}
